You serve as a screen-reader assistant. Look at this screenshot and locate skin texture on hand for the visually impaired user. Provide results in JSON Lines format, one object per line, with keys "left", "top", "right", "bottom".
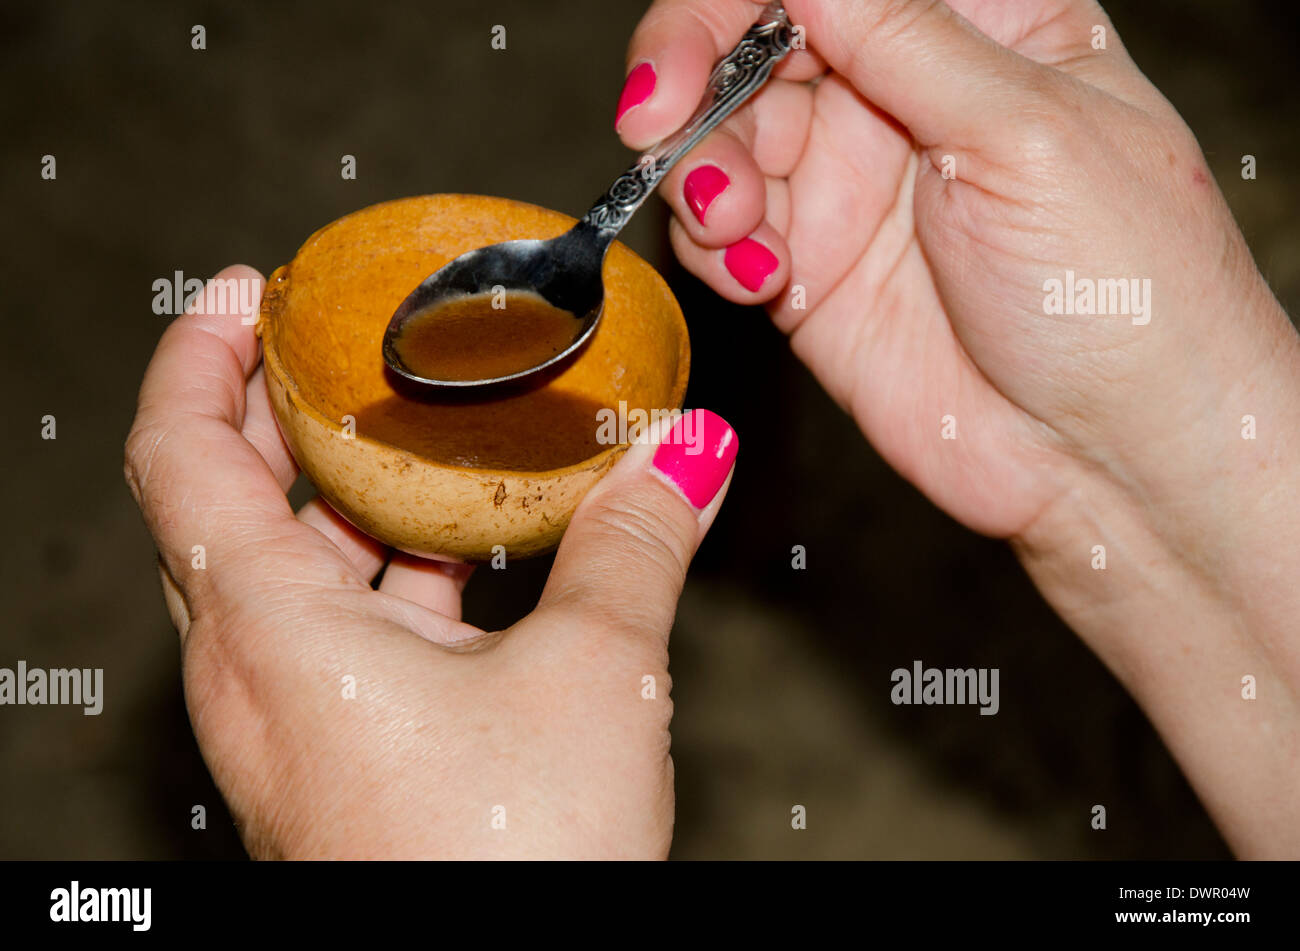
{"left": 124, "top": 268, "right": 736, "bottom": 859}
{"left": 618, "top": 0, "right": 1300, "bottom": 855}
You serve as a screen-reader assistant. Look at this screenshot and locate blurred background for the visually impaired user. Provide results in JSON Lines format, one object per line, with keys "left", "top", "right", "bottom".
{"left": 2, "top": 0, "right": 1296, "bottom": 859}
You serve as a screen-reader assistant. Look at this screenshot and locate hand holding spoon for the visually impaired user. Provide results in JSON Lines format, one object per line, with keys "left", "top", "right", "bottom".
{"left": 383, "top": 0, "right": 793, "bottom": 391}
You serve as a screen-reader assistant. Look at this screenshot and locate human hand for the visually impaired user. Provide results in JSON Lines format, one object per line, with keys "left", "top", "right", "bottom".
{"left": 124, "top": 266, "right": 737, "bottom": 858}
{"left": 617, "top": 0, "right": 1300, "bottom": 856}
{"left": 617, "top": 0, "right": 1297, "bottom": 540}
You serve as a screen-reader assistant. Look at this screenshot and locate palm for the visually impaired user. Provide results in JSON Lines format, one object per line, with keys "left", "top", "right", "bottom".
{"left": 766, "top": 76, "right": 1054, "bottom": 538}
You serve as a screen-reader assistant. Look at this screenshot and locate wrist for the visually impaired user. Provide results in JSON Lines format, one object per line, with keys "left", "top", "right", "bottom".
{"left": 1010, "top": 292, "right": 1300, "bottom": 855}
{"left": 1018, "top": 281, "right": 1300, "bottom": 629}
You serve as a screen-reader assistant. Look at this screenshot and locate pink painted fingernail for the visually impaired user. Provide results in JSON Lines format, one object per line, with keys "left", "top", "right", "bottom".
{"left": 652, "top": 409, "right": 739, "bottom": 509}
{"left": 724, "top": 237, "right": 779, "bottom": 292}
{"left": 683, "top": 165, "right": 730, "bottom": 224}
{"left": 615, "top": 62, "right": 656, "bottom": 129}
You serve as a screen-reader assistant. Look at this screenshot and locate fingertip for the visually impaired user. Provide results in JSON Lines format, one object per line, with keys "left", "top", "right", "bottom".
{"left": 663, "top": 130, "right": 766, "bottom": 245}
{"left": 614, "top": 61, "right": 659, "bottom": 138}
{"left": 215, "top": 263, "right": 265, "bottom": 283}
{"left": 586, "top": 406, "right": 740, "bottom": 517}
{"left": 378, "top": 552, "right": 474, "bottom": 622}
{"left": 615, "top": 19, "right": 716, "bottom": 147}
{"left": 177, "top": 264, "right": 269, "bottom": 377}
{"left": 648, "top": 408, "right": 739, "bottom": 512}
{"left": 669, "top": 217, "right": 789, "bottom": 304}
{"left": 723, "top": 236, "right": 782, "bottom": 294}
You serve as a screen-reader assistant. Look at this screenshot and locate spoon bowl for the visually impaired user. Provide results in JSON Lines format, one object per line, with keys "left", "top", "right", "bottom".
{"left": 382, "top": 223, "right": 608, "bottom": 389}
{"left": 383, "top": 0, "right": 791, "bottom": 391}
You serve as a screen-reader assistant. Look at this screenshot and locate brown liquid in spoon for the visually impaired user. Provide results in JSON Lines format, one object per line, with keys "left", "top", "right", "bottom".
{"left": 393, "top": 290, "right": 583, "bottom": 382}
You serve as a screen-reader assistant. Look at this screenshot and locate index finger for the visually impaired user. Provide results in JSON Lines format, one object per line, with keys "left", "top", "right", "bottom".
{"left": 124, "top": 265, "right": 310, "bottom": 601}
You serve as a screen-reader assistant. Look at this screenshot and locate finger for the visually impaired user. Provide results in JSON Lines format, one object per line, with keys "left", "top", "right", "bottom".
{"left": 774, "top": 74, "right": 915, "bottom": 325}
{"left": 241, "top": 364, "right": 298, "bottom": 493}
{"left": 786, "top": 0, "right": 1052, "bottom": 148}
{"left": 669, "top": 214, "right": 791, "bottom": 303}
{"left": 536, "top": 408, "right": 738, "bottom": 642}
{"left": 125, "top": 265, "right": 308, "bottom": 595}
{"left": 377, "top": 553, "right": 474, "bottom": 621}
{"left": 657, "top": 78, "right": 813, "bottom": 247}
{"left": 616, "top": 0, "right": 824, "bottom": 147}
{"left": 661, "top": 130, "right": 766, "bottom": 246}
{"left": 296, "top": 496, "right": 388, "bottom": 583}
{"left": 727, "top": 76, "right": 817, "bottom": 180}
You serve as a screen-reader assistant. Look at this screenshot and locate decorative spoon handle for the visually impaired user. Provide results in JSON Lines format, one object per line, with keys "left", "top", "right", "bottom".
{"left": 579, "top": 0, "right": 792, "bottom": 242}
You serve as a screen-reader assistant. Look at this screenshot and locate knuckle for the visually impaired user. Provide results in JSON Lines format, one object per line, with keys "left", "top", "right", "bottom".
{"left": 679, "top": 2, "right": 733, "bottom": 42}
{"left": 156, "top": 557, "right": 194, "bottom": 639}
{"left": 123, "top": 420, "right": 164, "bottom": 507}
{"left": 122, "top": 444, "right": 143, "bottom": 506}
{"left": 878, "top": 0, "right": 944, "bottom": 38}
{"left": 540, "top": 488, "right": 698, "bottom": 642}
{"left": 582, "top": 491, "right": 694, "bottom": 585}
{"left": 1004, "top": 92, "right": 1080, "bottom": 164}
{"left": 180, "top": 594, "right": 290, "bottom": 730}
{"left": 179, "top": 615, "right": 247, "bottom": 725}
{"left": 124, "top": 419, "right": 182, "bottom": 523}
{"left": 857, "top": 0, "right": 945, "bottom": 63}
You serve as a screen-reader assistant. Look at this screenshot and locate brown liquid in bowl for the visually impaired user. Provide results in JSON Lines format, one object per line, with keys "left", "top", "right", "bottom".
{"left": 354, "top": 389, "right": 605, "bottom": 472}
{"left": 392, "top": 290, "right": 583, "bottom": 382}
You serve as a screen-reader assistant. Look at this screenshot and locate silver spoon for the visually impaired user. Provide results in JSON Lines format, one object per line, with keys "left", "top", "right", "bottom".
{"left": 382, "top": 0, "right": 793, "bottom": 391}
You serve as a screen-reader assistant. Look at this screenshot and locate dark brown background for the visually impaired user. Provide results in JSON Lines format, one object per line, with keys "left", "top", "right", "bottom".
{"left": 2, "top": 0, "right": 1296, "bottom": 859}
